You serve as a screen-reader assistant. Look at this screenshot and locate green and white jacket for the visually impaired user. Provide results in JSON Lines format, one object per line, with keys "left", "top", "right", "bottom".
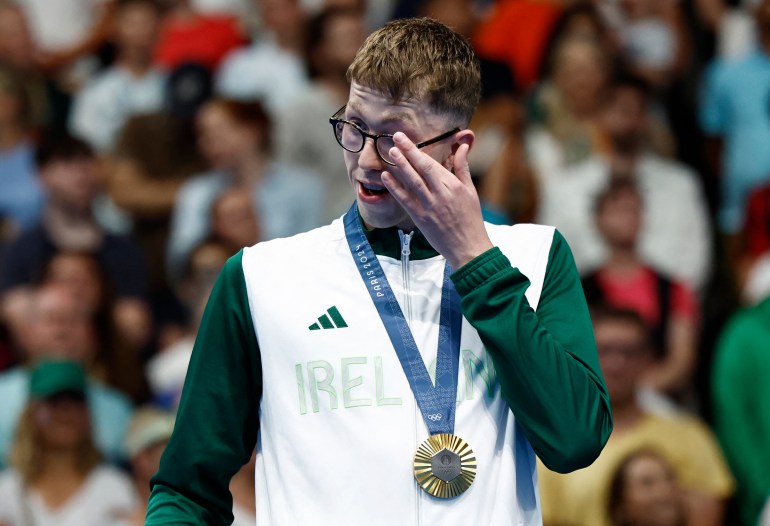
{"left": 146, "top": 216, "right": 613, "bottom": 526}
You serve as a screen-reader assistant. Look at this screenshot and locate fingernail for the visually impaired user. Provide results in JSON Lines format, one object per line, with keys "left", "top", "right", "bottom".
{"left": 393, "top": 132, "right": 406, "bottom": 144}
{"left": 389, "top": 146, "right": 401, "bottom": 159}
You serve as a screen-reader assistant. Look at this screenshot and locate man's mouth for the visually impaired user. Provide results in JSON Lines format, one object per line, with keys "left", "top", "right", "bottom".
{"left": 359, "top": 181, "right": 389, "bottom": 196}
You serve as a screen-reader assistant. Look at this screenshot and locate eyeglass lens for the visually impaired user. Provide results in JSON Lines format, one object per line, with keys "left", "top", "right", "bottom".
{"left": 334, "top": 121, "right": 396, "bottom": 164}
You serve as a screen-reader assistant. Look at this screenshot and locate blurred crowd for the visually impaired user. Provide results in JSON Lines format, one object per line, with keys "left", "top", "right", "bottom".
{"left": 0, "top": 0, "right": 768, "bottom": 524}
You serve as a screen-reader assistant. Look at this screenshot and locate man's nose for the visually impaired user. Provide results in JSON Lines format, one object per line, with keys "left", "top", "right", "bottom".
{"left": 358, "top": 137, "right": 385, "bottom": 170}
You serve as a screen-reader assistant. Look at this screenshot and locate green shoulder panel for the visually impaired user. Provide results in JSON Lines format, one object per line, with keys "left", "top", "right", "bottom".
{"left": 146, "top": 250, "right": 261, "bottom": 525}
{"left": 451, "top": 230, "right": 612, "bottom": 473}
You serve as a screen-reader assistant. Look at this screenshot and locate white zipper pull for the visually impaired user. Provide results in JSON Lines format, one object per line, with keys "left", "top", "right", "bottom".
{"left": 399, "top": 230, "right": 414, "bottom": 258}
{"left": 399, "top": 230, "right": 414, "bottom": 325}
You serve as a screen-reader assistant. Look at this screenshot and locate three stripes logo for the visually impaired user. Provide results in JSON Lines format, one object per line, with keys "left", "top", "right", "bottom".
{"left": 308, "top": 306, "right": 348, "bottom": 330}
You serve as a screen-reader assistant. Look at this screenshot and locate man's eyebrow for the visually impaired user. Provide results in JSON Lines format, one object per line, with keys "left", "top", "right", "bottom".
{"left": 346, "top": 101, "right": 416, "bottom": 127}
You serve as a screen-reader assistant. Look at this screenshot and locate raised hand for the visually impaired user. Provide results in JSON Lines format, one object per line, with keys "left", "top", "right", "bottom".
{"left": 382, "top": 131, "right": 494, "bottom": 269}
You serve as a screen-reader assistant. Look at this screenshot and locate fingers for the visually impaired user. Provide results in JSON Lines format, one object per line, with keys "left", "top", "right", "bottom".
{"left": 390, "top": 132, "right": 447, "bottom": 193}
{"left": 452, "top": 143, "right": 472, "bottom": 186}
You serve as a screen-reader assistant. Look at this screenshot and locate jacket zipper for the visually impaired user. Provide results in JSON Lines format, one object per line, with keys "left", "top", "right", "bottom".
{"left": 399, "top": 230, "right": 421, "bottom": 525}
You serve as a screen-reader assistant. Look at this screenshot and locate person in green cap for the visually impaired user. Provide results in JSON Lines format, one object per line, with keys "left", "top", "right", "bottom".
{"left": 0, "top": 359, "right": 137, "bottom": 526}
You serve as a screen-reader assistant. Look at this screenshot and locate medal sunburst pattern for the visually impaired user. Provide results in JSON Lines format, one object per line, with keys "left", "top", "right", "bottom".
{"left": 413, "top": 433, "right": 477, "bottom": 498}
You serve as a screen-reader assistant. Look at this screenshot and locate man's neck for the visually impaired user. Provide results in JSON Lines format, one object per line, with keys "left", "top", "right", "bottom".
{"left": 117, "top": 51, "right": 154, "bottom": 77}
{"left": 44, "top": 206, "right": 103, "bottom": 251}
{"left": 605, "top": 246, "right": 642, "bottom": 274}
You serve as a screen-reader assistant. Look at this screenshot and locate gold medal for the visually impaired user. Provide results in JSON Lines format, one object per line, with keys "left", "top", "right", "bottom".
{"left": 413, "top": 433, "right": 476, "bottom": 498}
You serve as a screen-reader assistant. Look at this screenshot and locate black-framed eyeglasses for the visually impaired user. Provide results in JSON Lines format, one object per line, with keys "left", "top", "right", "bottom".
{"left": 328, "top": 105, "right": 460, "bottom": 166}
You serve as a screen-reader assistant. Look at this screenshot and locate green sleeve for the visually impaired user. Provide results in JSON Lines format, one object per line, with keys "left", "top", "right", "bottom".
{"left": 146, "top": 251, "right": 261, "bottom": 525}
{"left": 711, "top": 304, "right": 770, "bottom": 526}
{"left": 451, "top": 230, "right": 612, "bottom": 473}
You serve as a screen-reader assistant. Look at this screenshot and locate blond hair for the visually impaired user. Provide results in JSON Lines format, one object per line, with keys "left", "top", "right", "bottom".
{"left": 9, "top": 401, "right": 102, "bottom": 483}
{"left": 347, "top": 17, "right": 481, "bottom": 126}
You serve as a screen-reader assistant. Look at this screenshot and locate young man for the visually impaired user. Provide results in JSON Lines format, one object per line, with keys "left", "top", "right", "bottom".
{"left": 146, "top": 18, "right": 612, "bottom": 525}
{"left": 538, "top": 307, "right": 733, "bottom": 526}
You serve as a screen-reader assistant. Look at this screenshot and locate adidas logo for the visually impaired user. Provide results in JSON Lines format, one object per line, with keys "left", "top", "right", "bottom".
{"left": 309, "top": 306, "right": 348, "bottom": 330}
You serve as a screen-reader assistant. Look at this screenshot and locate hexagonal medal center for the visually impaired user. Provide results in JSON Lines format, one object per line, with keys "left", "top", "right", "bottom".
{"left": 431, "top": 448, "right": 462, "bottom": 482}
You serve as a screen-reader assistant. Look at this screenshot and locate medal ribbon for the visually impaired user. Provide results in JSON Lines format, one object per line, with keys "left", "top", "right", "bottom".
{"left": 343, "top": 203, "right": 462, "bottom": 435}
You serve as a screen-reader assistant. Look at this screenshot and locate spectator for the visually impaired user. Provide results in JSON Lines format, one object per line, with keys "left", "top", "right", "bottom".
{"left": 210, "top": 188, "right": 259, "bottom": 256}
{"left": 115, "top": 406, "right": 175, "bottom": 526}
{"left": 146, "top": 239, "right": 229, "bottom": 408}
{"left": 38, "top": 251, "right": 148, "bottom": 401}
{"left": 0, "top": 284, "right": 134, "bottom": 463}
{"left": 69, "top": 0, "right": 166, "bottom": 153}
{"left": 538, "top": 74, "right": 712, "bottom": 291}
{"left": 526, "top": 35, "right": 613, "bottom": 180}
{"left": 153, "top": 0, "right": 245, "bottom": 72}
{"left": 537, "top": 307, "right": 733, "bottom": 526}
{"left": 166, "top": 98, "right": 323, "bottom": 280}
{"left": 711, "top": 293, "right": 770, "bottom": 526}
{"left": 607, "top": 449, "right": 688, "bottom": 526}
{"left": 104, "top": 62, "right": 210, "bottom": 292}
{"left": 700, "top": 0, "right": 770, "bottom": 235}
{"left": 215, "top": 0, "right": 309, "bottom": 115}
{"left": 0, "top": 131, "right": 151, "bottom": 352}
{"left": 0, "top": 360, "right": 137, "bottom": 525}
{"left": 581, "top": 180, "right": 699, "bottom": 402}
{"left": 275, "top": 5, "right": 365, "bottom": 222}
{"left": 0, "top": 67, "right": 44, "bottom": 234}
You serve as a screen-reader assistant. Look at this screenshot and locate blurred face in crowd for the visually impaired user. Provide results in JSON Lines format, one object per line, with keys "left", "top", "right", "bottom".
{"left": 612, "top": 452, "right": 687, "bottom": 526}
{"left": 39, "top": 156, "right": 101, "bottom": 214}
{"left": 553, "top": 37, "right": 609, "bottom": 117}
{"left": 319, "top": 11, "right": 366, "bottom": 77}
{"left": 196, "top": 102, "right": 263, "bottom": 170}
{"left": 601, "top": 86, "right": 648, "bottom": 155}
{"left": 115, "top": 0, "right": 162, "bottom": 57}
{"left": 43, "top": 253, "right": 105, "bottom": 313}
{"left": 212, "top": 188, "right": 260, "bottom": 250}
{"left": 420, "top": 0, "right": 477, "bottom": 37}
{"left": 594, "top": 315, "right": 650, "bottom": 408}
{"left": 596, "top": 188, "right": 642, "bottom": 250}
{"left": 25, "top": 286, "right": 94, "bottom": 363}
{"left": 0, "top": 3, "right": 35, "bottom": 69}
{"left": 33, "top": 392, "right": 91, "bottom": 451}
{"left": 260, "top": 0, "right": 303, "bottom": 35}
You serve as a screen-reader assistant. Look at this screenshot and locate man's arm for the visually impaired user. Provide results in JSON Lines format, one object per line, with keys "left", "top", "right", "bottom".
{"left": 146, "top": 251, "right": 261, "bottom": 525}
{"left": 450, "top": 233, "right": 613, "bottom": 473}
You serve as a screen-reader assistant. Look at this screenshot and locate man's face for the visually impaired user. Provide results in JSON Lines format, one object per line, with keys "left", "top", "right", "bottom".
{"left": 594, "top": 317, "right": 650, "bottom": 407}
{"left": 40, "top": 157, "right": 100, "bottom": 213}
{"left": 600, "top": 87, "right": 647, "bottom": 154}
{"left": 25, "top": 287, "right": 93, "bottom": 363}
{"left": 321, "top": 14, "right": 366, "bottom": 77}
{"left": 342, "top": 82, "right": 457, "bottom": 230}
{"left": 115, "top": 2, "right": 161, "bottom": 54}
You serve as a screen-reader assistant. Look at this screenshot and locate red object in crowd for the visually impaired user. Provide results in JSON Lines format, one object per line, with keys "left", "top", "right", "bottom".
{"left": 473, "top": 0, "right": 563, "bottom": 92}
{"left": 743, "top": 183, "right": 770, "bottom": 258}
{"left": 154, "top": 14, "right": 247, "bottom": 72}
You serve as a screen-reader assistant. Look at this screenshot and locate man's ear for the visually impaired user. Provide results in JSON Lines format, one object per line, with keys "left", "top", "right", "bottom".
{"left": 451, "top": 129, "right": 475, "bottom": 154}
